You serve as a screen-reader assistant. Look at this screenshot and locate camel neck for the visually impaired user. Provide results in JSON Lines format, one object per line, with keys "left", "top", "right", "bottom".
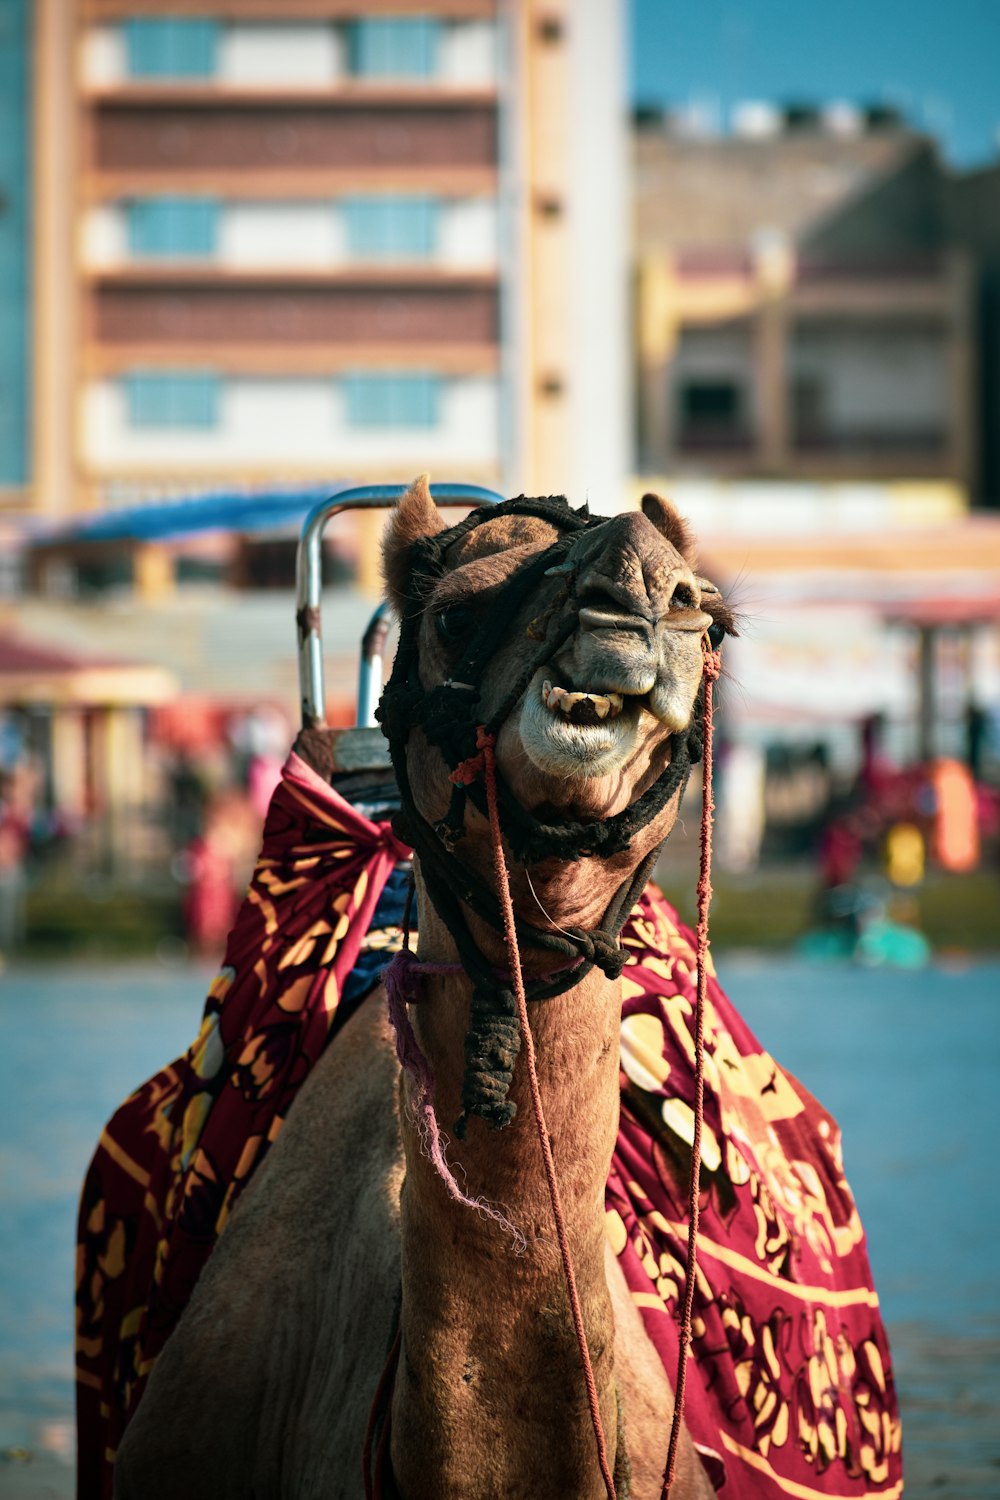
{"left": 389, "top": 899, "right": 622, "bottom": 1500}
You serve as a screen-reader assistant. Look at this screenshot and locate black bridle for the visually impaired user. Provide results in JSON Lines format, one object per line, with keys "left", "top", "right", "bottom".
{"left": 376, "top": 496, "right": 708, "bottom": 1135}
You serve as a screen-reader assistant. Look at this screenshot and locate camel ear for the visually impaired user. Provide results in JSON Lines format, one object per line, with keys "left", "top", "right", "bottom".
{"left": 381, "top": 473, "right": 447, "bottom": 612}
{"left": 640, "top": 492, "right": 697, "bottom": 564}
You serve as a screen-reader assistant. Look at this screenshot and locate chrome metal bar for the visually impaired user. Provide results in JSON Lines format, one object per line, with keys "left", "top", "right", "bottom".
{"left": 357, "top": 601, "right": 392, "bottom": 729}
{"left": 295, "top": 482, "right": 504, "bottom": 728}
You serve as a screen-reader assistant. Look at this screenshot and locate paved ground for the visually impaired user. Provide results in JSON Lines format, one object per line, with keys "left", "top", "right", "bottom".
{"left": 1, "top": 956, "right": 998, "bottom": 1498}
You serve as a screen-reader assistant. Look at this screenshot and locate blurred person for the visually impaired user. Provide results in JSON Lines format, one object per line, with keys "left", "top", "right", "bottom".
{"left": 169, "top": 752, "right": 208, "bottom": 850}
{"left": 181, "top": 790, "right": 251, "bottom": 958}
{"left": 0, "top": 770, "right": 29, "bottom": 957}
{"left": 247, "top": 753, "right": 284, "bottom": 823}
{"left": 819, "top": 814, "right": 863, "bottom": 890}
{"left": 930, "top": 757, "right": 980, "bottom": 873}
{"left": 965, "top": 700, "right": 988, "bottom": 781}
{"left": 229, "top": 705, "right": 289, "bottom": 819}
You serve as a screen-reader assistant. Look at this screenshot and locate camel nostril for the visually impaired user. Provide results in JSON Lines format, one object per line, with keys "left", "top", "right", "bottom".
{"left": 668, "top": 577, "right": 701, "bottom": 612}
{"left": 575, "top": 573, "right": 656, "bottom": 628}
{"left": 576, "top": 601, "right": 654, "bottom": 639}
{"left": 577, "top": 583, "right": 628, "bottom": 614}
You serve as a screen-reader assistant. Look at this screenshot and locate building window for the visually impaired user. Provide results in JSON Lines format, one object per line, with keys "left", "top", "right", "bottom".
{"left": 677, "top": 380, "right": 749, "bottom": 449}
{"left": 126, "top": 198, "right": 219, "bottom": 258}
{"left": 124, "top": 18, "right": 219, "bottom": 78}
{"left": 342, "top": 197, "right": 438, "bottom": 259}
{"left": 537, "top": 17, "right": 565, "bottom": 44}
{"left": 347, "top": 19, "right": 440, "bottom": 78}
{"left": 344, "top": 373, "right": 441, "bottom": 428}
{"left": 124, "top": 371, "right": 220, "bottom": 429}
{"left": 788, "top": 320, "right": 950, "bottom": 455}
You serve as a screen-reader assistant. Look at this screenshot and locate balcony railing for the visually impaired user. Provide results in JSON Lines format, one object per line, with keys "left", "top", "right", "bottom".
{"left": 674, "top": 249, "right": 753, "bottom": 279}
{"left": 796, "top": 255, "right": 945, "bottom": 283}
{"left": 676, "top": 426, "right": 757, "bottom": 454}
{"left": 791, "top": 426, "right": 950, "bottom": 455}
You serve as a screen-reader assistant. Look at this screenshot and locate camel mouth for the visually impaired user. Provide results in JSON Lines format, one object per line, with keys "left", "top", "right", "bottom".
{"left": 541, "top": 680, "right": 625, "bottom": 725}
{"left": 511, "top": 669, "right": 652, "bottom": 780}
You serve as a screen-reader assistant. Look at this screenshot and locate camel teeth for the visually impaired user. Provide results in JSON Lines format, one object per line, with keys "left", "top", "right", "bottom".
{"left": 542, "top": 682, "right": 627, "bottom": 722}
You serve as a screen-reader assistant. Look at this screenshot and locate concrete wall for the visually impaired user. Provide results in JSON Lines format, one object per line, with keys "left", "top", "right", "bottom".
{"left": 90, "top": 101, "right": 498, "bottom": 172}
{"left": 81, "top": 374, "right": 500, "bottom": 471}
{"left": 635, "top": 128, "right": 919, "bottom": 256}
{"left": 565, "top": 0, "right": 629, "bottom": 511}
{"left": 80, "top": 20, "right": 497, "bottom": 89}
{"left": 791, "top": 322, "right": 950, "bottom": 436}
{"left": 81, "top": 198, "right": 499, "bottom": 270}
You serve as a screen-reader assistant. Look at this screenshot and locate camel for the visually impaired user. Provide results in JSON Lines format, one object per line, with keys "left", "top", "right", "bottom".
{"left": 112, "top": 478, "right": 733, "bottom": 1499}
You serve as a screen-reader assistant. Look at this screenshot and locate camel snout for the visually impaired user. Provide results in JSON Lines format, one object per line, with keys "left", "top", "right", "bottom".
{"left": 571, "top": 516, "right": 704, "bottom": 627}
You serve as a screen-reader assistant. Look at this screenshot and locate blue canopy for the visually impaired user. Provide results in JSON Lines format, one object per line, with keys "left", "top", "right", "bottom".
{"left": 35, "top": 485, "right": 348, "bottom": 545}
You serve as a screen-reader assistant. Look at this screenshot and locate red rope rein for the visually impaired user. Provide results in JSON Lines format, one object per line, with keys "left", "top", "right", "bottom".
{"left": 479, "top": 728, "right": 619, "bottom": 1500}
{"left": 480, "top": 645, "right": 721, "bottom": 1500}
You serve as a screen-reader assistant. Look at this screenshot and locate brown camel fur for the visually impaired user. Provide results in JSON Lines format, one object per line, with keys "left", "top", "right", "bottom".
{"left": 114, "top": 478, "right": 730, "bottom": 1500}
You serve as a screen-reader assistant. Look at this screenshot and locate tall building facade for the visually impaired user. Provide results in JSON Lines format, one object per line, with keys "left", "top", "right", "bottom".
{"left": 11, "top": 0, "right": 629, "bottom": 549}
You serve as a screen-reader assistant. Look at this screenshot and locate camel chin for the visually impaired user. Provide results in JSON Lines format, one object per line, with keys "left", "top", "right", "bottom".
{"left": 517, "top": 666, "right": 646, "bottom": 779}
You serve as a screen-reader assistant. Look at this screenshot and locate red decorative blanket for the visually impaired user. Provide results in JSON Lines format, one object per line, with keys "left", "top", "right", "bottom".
{"left": 76, "top": 752, "right": 901, "bottom": 1497}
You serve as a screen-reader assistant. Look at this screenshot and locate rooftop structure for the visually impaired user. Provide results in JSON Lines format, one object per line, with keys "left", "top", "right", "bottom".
{"left": 633, "top": 115, "right": 997, "bottom": 509}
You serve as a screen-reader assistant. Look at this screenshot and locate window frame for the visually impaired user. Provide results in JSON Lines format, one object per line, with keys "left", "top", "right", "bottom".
{"left": 346, "top": 18, "right": 441, "bottom": 79}
{"left": 124, "top": 18, "right": 219, "bottom": 79}
{"left": 343, "top": 372, "right": 442, "bottom": 430}
{"left": 123, "top": 370, "right": 221, "bottom": 431}
{"left": 342, "top": 196, "right": 439, "bottom": 261}
{"left": 125, "top": 197, "right": 219, "bottom": 259}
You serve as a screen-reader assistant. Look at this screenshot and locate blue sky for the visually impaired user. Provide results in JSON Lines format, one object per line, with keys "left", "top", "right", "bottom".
{"left": 631, "top": 0, "right": 1000, "bottom": 168}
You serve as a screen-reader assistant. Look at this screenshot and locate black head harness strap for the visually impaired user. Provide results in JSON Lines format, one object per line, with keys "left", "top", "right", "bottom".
{"left": 376, "top": 495, "right": 707, "bottom": 1134}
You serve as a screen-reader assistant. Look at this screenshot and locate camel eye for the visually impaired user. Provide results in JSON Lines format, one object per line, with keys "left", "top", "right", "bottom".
{"left": 435, "top": 603, "right": 475, "bottom": 647}
{"left": 707, "top": 619, "right": 726, "bottom": 649}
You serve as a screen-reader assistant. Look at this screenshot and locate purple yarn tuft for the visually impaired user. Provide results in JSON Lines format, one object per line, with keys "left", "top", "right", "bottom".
{"left": 383, "top": 951, "right": 525, "bottom": 1250}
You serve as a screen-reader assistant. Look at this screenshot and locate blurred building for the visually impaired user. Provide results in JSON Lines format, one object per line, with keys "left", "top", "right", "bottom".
{"left": 12, "top": 0, "right": 629, "bottom": 595}
{"left": 634, "top": 106, "right": 1000, "bottom": 518}
{"left": 633, "top": 106, "right": 1000, "bottom": 796}
{"left": 0, "top": 629, "right": 177, "bottom": 873}
{"left": 950, "top": 159, "right": 1000, "bottom": 516}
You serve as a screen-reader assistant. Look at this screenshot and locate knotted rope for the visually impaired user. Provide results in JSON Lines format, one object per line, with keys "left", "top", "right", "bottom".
{"left": 478, "top": 729, "right": 619, "bottom": 1500}
{"left": 383, "top": 887, "right": 527, "bottom": 1247}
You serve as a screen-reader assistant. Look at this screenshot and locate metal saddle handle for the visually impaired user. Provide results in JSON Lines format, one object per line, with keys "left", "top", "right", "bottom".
{"left": 295, "top": 484, "right": 504, "bottom": 754}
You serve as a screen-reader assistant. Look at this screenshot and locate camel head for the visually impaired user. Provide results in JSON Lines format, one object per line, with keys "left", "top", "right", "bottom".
{"left": 379, "top": 477, "right": 734, "bottom": 1133}
{"left": 379, "top": 477, "right": 734, "bottom": 922}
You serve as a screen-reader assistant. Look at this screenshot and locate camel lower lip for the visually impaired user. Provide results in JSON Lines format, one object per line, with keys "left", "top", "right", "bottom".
{"left": 518, "top": 669, "right": 646, "bottom": 778}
